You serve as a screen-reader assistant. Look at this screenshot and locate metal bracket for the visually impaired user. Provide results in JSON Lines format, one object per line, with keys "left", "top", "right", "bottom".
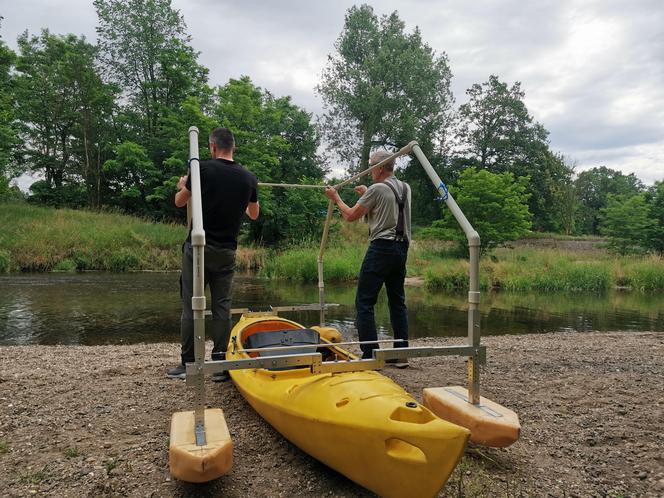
{"left": 194, "top": 420, "right": 206, "bottom": 446}
{"left": 207, "top": 303, "right": 340, "bottom": 317}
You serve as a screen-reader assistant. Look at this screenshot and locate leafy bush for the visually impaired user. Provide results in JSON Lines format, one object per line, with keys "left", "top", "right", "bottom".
{"left": 424, "top": 168, "right": 531, "bottom": 255}
{"left": 622, "top": 257, "right": 664, "bottom": 291}
{"left": 52, "top": 259, "right": 77, "bottom": 272}
{"left": 107, "top": 249, "right": 141, "bottom": 272}
{"left": 599, "top": 193, "right": 654, "bottom": 255}
{"left": 645, "top": 181, "right": 664, "bottom": 254}
{"left": 0, "top": 249, "right": 11, "bottom": 272}
{"left": 28, "top": 180, "right": 87, "bottom": 208}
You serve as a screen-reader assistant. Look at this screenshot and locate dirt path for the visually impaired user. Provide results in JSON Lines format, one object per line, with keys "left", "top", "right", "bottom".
{"left": 1, "top": 331, "right": 662, "bottom": 497}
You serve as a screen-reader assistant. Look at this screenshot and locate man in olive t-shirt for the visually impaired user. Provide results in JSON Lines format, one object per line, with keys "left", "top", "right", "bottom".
{"left": 167, "top": 127, "right": 259, "bottom": 381}
{"left": 325, "top": 151, "right": 411, "bottom": 366}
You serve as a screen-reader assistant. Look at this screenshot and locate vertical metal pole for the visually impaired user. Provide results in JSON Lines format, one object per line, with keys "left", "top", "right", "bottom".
{"left": 188, "top": 126, "right": 207, "bottom": 444}
{"left": 410, "top": 142, "right": 482, "bottom": 405}
{"left": 467, "top": 244, "right": 481, "bottom": 405}
{"left": 317, "top": 199, "right": 335, "bottom": 326}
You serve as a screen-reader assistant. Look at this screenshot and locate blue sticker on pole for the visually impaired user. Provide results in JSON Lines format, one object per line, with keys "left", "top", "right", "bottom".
{"left": 437, "top": 181, "right": 449, "bottom": 201}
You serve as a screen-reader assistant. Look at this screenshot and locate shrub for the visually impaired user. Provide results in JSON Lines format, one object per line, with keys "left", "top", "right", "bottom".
{"left": 107, "top": 249, "right": 140, "bottom": 272}
{"left": 52, "top": 259, "right": 77, "bottom": 272}
{"left": 0, "top": 250, "right": 11, "bottom": 272}
{"left": 426, "top": 168, "right": 531, "bottom": 255}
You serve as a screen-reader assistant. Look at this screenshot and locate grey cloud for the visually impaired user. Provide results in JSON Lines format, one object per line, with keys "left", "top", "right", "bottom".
{"left": 2, "top": 0, "right": 662, "bottom": 183}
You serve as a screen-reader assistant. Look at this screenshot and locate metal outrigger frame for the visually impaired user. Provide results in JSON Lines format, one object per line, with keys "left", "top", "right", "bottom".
{"left": 184, "top": 128, "right": 483, "bottom": 448}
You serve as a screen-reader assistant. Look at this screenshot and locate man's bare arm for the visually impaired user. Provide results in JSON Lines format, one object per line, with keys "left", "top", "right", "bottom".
{"left": 246, "top": 201, "right": 260, "bottom": 220}
{"left": 325, "top": 187, "right": 369, "bottom": 222}
{"left": 174, "top": 176, "right": 191, "bottom": 207}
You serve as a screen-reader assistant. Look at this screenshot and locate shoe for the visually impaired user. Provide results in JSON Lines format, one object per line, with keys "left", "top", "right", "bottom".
{"left": 211, "top": 371, "right": 230, "bottom": 383}
{"left": 167, "top": 364, "right": 186, "bottom": 379}
{"left": 394, "top": 359, "right": 409, "bottom": 369}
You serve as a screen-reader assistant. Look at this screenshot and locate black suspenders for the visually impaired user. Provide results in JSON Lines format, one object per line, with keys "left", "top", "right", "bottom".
{"left": 384, "top": 180, "right": 408, "bottom": 242}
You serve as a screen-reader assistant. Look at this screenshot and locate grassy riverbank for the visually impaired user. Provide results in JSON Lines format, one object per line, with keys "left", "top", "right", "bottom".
{"left": 423, "top": 248, "right": 664, "bottom": 292}
{"left": 0, "top": 203, "right": 185, "bottom": 272}
{"left": 265, "top": 223, "right": 664, "bottom": 292}
{"left": 1, "top": 202, "right": 663, "bottom": 291}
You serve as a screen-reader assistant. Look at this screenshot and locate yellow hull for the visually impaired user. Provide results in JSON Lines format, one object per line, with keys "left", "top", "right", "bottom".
{"left": 227, "top": 315, "right": 469, "bottom": 498}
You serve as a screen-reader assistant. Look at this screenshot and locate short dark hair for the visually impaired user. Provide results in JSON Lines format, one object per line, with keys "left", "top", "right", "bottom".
{"left": 209, "top": 127, "right": 235, "bottom": 151}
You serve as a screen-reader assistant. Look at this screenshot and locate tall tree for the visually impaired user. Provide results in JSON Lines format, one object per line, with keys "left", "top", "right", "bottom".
{"left": 94, "top": 0, "right": 208, "bottom": 155}
{"left": 575, "top": 166, "right": 644, "bottom": 234}
{"left": 94, "top": 0, "right": 211, "bottom": 216}
{"left": 14, "top": 30, "right": 115, "bottom": 206}
{"left": 555, "top": 157, "right": 579, "bottom": 235}
{"left": 146, "top": 95, "right": 217, "bottom": 220}
{"left": 318, "top": 4, "right": 454, "bottom": 225}
{"left": 457, "top": 75, "right": 548, "bottom": 172}
{"left": 0, "top": 31, "right": 20, "bottom": 199}
{"left": 214, "top": 77, "right": 326, "bottom": 245}
{"left": 456, "top": 75, "right": 572, "bottom": 230}
{"left": 103, "top": 141, "right": 159, "bottom": 211}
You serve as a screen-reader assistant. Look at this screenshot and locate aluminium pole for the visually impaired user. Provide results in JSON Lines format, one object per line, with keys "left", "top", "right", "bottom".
{"left": 410, "top": 142, "right": 482, "bottom": 405}
{"left": 188, "top": 126, "right": 208, "bottom": 444}
{"left": 317, "top": 199, "right": 335, "bottom": 326}
{"left": 333, "top": 142, "right": 415, "bottom": 190}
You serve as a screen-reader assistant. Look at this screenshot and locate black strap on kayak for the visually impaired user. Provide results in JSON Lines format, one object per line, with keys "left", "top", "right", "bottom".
{"left": 383, "top": 179, "right": 408, "bottom": 242}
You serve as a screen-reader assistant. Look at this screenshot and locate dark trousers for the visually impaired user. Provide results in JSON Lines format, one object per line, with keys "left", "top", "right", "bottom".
{"left": 180, "top": 241, "right": 236, "bottom": 365}
{"left": 356, "top": 239, "right": 409, "bottom": 359}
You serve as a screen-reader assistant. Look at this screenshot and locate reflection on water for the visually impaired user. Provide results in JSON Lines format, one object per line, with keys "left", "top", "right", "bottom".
{"left": 0, "top": 273, "right": 662, "bottom": 345}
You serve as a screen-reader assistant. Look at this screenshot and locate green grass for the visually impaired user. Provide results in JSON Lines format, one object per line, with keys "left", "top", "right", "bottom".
{"left": 19, "top": 465, "right": 49, "bottom": 484}
{"left": 262, "top": 245, "right": 365, "bottom": 281}
{"left": 0, "top": 203, "right": 185, "bottom": 272}
{"left": 425, "top": 247, "right": 663, "bottom": 292}
{"left": 105, "top": 458, "right": 117, "bottom": 474}
{"left": 0, "top": 202, "right": 265, "bottom": 273}
{"left": 64, "top": 447, "right": 79, "bottom": 458}
{"left": 265, "top": 223, "right": 664, "bottom": 291}
{"left": 0, "top": 441, "right": 9, "bottom": 454}
{"left": 620, "top": 256, "right": 664, "bottom": 291}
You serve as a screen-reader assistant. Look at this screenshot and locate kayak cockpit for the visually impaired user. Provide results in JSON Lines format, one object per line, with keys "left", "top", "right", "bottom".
{"left": 233, "top": 317, "right": 350, "bottom": 365}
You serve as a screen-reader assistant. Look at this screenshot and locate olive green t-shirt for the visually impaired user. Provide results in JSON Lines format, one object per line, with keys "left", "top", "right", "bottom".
{"left": 357, "top": 176, "right": 411, "bottom": 242}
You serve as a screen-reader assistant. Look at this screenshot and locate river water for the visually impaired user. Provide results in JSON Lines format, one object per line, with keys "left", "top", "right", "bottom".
{"left": 0, "top": 273, "right": 662, "bottom": 345}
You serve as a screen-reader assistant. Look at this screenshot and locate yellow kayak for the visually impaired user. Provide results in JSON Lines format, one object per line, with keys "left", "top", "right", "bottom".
{"left": 226, "top": 314, "right": 470, "bottom": 498}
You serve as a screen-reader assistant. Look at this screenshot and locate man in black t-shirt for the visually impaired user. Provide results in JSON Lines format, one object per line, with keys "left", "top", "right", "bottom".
{"left": 167, "top": 127, "right": 259, "bottom": 381}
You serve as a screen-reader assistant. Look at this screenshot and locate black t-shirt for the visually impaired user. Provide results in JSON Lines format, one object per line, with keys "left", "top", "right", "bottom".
{"left": 185, "top": 158, "right": 258, "bottom": 249}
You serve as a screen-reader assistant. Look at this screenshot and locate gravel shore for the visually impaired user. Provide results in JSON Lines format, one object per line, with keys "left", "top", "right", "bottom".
{"left": 1, "top": 331, "right": 662, "bottom": 497}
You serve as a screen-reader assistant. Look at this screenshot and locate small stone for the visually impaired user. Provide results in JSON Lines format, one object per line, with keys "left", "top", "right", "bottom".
{"left": 638, "top": 471, "right": 647, "bottom": 480}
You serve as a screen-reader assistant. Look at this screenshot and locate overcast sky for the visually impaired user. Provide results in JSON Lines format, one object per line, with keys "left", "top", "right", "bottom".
{"left": 1, "top": 0, "right": 663, "bottom": 184}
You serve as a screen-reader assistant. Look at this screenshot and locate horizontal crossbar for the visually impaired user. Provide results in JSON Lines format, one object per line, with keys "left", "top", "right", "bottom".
{"left": 238, "top": 338, "right": 404, "bottom": 354}
{"left": 202, "top": 303, "right": 339, "bottom": 316}
{"left": 185, "top": 344, "right": 486, "bottom": 379}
